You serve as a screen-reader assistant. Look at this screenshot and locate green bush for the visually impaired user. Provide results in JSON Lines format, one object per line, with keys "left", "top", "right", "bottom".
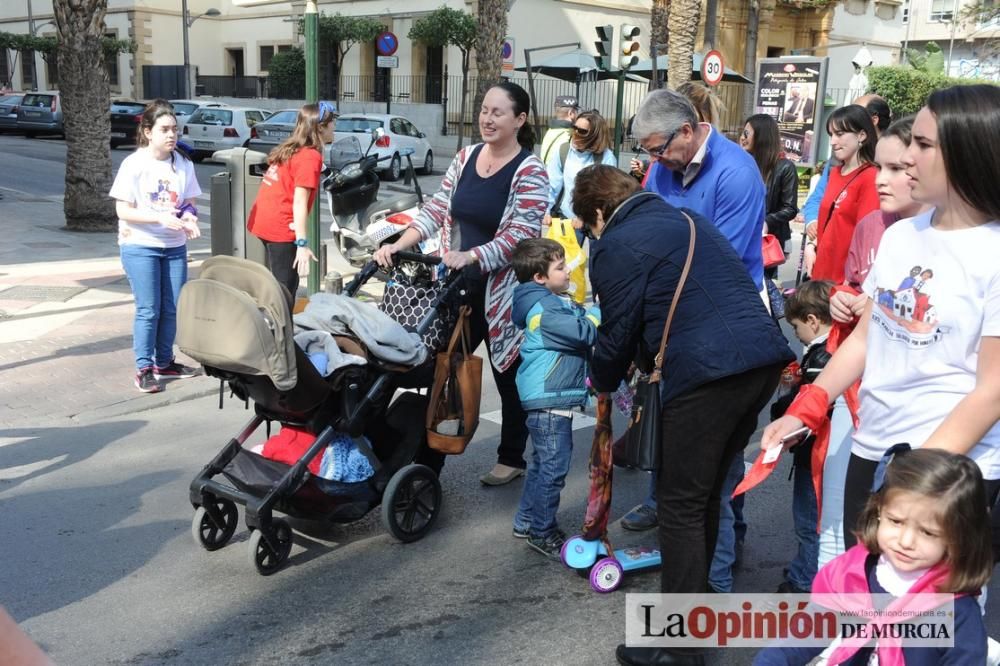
{"left": 268, "top": 48, "right": 305, "bottom": 100}
{"left": 866, "top": 66, "right": 995, "bottom": 116}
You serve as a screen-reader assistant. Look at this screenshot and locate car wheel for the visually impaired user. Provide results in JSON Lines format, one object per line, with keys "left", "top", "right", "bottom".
{"left": 420, "top": 151, "right": 433, "bottom": 175}
{"left": 110, "top": 141, "right": 119, "bottom": 150}
{"left": 190, "top": 151, "right": 205, "bottom": 163}
{"left": 384, "top": 153, "right": 401, "bottom": 181}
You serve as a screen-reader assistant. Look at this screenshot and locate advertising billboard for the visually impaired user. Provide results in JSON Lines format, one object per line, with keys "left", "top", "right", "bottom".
{"left": 753, "top": 57, "right": 829, "bottom": 167}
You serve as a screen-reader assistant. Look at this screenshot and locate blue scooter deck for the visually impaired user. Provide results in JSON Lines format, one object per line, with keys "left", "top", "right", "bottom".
{"left": 562, "top": 535, "right": 661, "bottom": 572}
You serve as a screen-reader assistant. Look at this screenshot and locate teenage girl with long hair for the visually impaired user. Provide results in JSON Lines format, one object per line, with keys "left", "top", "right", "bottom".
{"left": 247, "top": 102, "right": 336, "bottom": 302}
{"left": 109, "top": 99, "right": 202, "bottom": 393}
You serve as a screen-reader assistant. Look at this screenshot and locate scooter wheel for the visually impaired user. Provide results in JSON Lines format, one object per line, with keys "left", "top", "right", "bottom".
{"left": 590, "top": 557, "right": 624, "bottom": 593}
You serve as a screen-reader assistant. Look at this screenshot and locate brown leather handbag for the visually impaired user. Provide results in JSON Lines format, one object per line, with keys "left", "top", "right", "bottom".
{"left": 426, "top": 306, "right": 483, "bottom": 454}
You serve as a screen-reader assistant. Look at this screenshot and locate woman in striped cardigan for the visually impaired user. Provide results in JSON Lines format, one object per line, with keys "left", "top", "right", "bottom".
{"left": 374, "top": 82, "right": 550, "bottom": 485}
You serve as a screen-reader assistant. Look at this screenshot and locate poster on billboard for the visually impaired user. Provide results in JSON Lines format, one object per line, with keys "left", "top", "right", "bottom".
{"left": 753, "top": 57, "right": 828, "bottom": 167}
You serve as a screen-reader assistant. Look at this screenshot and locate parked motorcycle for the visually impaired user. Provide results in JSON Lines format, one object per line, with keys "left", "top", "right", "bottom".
{"left": 324, "top": 128, "right": 433, "bottom": 267}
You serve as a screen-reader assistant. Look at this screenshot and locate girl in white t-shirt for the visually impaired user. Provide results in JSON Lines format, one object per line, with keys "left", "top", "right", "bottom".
{"left": 762, "top": 84, "right": 1000, "bottom": 556}
{"left": 109, "top": 100, "right": 202, "bottom": 394}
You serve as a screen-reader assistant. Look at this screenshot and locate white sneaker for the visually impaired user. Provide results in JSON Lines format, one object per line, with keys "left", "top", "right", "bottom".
{"left": 987, "top": 637, "right": 1000, "bottom": 666}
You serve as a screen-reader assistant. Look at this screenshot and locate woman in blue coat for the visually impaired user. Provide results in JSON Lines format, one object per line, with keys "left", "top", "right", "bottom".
{"left": 574, "top": 165, "right": 794, "bottom": 666}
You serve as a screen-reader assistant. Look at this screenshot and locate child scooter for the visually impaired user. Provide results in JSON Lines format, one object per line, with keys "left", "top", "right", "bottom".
{"left": 561, "top": 535, "right": 661, "bottom": 593}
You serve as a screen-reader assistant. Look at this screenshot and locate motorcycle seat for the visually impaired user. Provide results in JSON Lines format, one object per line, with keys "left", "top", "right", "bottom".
{"left": 384, "top": 194, "right": 419, "bottom": 214}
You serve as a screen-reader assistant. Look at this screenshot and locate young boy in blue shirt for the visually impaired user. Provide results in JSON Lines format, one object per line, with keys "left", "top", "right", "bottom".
{"left": 510, "top": 238, "right": 600, "bottom": 559}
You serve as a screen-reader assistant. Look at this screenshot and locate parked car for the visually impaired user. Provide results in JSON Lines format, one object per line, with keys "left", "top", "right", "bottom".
{"left": 246, "top": 108, "right": 297, "bottom": 155}
{"left": 333, "top": 113, "right": 433, "bottom": 180}
{"left": 110, "top": 100, "right": 147, "bottom": 148}
{"left": 181, "top": 105, "right": 268, "bottom": 161}
{"left": 16, "top": 91, "right": 64, "bottom": 138}
{"left": 169, "top": 99, "right": 223, "bottom": 133}
{"left": 0, "top": 94, "right": 23, "bottom": 132}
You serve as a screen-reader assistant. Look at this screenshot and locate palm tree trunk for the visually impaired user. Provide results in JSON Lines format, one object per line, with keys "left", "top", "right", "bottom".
{"left": 650, "top": 0, "right": 671, "bottom": 89}
{"left": 471, "top": 0, "right": 507, "bottom": 143}
{"left": 54, "top": 0, "right": 115, "bottom": 231}
{"left": 667, "top": 0, "right": 701, "bottom": 90}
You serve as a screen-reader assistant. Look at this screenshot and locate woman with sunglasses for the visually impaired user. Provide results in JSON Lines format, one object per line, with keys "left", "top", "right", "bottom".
{"left": 545, "top": 110, "right": 617, "bottom": 243}
{"left": 740, "top": 114, "right": 799, "bottom": 281}
{"left": 809, "top": 105, "right": 880, "bottom": 283}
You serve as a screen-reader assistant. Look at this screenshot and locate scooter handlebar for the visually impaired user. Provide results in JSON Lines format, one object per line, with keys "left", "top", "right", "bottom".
{"left": 393, "top": 250, "right": 441, "bottom": 266}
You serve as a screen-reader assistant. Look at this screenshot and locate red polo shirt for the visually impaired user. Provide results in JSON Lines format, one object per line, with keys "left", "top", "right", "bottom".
{"left": 247, "top": 147, "right": 323, "bottom": 242}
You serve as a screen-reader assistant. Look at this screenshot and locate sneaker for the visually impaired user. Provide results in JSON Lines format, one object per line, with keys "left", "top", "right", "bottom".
{"left": 621, "top": 504, "right": 657, "bottom": 531}
{"left": 479, "top": 463, "right": 525, "bottom": 486}
{"left": 153, "top": 361, "right": 199, "bottom": 380}
{"left": 512, "top": 526, "right": 530, "bottom": 539}
{"left": 135, "top": 368, "right": 162, "bottom": 393}
{"left": 527, "top": 529, "right": 567, "bottom": 560}
{"left": 776, "top": 580, "right": 809, "bottom": 594}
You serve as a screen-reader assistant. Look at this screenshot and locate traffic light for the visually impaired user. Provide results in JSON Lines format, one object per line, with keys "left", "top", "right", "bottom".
{"left": 595, "top": 24, "right": 614, "bottom": 71}
{"left": 620, "top": 24, "right": 641, "bottom": 70}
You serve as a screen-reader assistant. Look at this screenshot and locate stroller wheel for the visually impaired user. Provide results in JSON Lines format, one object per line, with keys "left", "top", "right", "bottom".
{"left": 191, "top": 499, "right": 239, "bottom": 551}
{"left": 248, "top": 518, "right": 293, "bottom": 576}
{"left": 381, "top": 464, "right": 442, "bottom": 543}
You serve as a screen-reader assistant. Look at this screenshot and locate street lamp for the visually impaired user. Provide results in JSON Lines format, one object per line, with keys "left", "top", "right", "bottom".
{"left": 181, "top": 2, "right": 220, "bottom": 98}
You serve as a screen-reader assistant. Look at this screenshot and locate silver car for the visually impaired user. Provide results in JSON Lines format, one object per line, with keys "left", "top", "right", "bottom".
{"left": 0, "top": 94, "right": 23, "bottom": 132}
{"left": 246, "top": 108, "right": 297, "bottom": 154}
{"left": 17, "top": 91, "right": 64, "bottom": 138}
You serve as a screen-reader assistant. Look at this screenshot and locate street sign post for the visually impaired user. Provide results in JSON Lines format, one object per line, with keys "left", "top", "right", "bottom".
{"left": 702, "top": 49, "right": 724, "bottom": 87}
{"left": 376, "top": 55, "right": 399, "bottom": 69}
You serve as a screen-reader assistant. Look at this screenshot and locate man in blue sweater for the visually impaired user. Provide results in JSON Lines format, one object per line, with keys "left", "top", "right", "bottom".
{"left": 625, "top": 89, "right": 769, "bottom": 593}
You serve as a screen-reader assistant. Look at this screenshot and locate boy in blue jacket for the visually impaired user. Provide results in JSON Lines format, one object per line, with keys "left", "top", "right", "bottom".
{"left": 510, "top": 238, "right": 601, "bottom": 559}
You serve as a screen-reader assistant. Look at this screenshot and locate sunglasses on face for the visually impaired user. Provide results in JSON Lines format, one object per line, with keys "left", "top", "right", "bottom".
{"left": 572, "top": 124, "right": 590, "bottom": 136}
{"left": 639, "top": 131, "right": 678, "bottom": 159}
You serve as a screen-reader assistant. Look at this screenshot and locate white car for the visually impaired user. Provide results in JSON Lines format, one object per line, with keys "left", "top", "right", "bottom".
{"left": 169, "top": 99, "right": 224, "bottom": 133}
{"left": 334, "top": 113, "right": 433, "bottom": 180}
{"left": 181, "top": 105, "right": 268, "bottom": 162}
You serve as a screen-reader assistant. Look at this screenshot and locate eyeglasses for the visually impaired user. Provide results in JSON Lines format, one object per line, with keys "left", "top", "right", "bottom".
{"left": 572, "top": 124, "right": 590, "bottom": 137}
{"left": 639, "top": 131, "right": 677, "bottom": 159}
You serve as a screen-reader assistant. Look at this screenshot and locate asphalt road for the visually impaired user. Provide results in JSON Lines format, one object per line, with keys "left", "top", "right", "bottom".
{"left": 4, "top": 133, "right": 1000, "bottom": 665}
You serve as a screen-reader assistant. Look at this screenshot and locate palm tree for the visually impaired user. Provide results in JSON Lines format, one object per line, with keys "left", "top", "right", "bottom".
{"left": 650, "top": 0, "right": 670, "bottom": 88}
{"left": 666, "top": 0, "right": 701, "bottom": 90}
{"left": 54, "top": 0, "right": 115, "bottom": 231}
{"left": 471, "top": 0, "right": 507, "bottom": 143}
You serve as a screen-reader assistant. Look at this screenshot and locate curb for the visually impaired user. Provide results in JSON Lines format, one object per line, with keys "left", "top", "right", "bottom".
{"left": 68, "top": 377, "right": 220, "bottom": 426}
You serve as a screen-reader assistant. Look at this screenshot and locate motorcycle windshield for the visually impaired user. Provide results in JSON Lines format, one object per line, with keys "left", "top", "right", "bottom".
{"left": 328, "top": 135, "right": 363, "bottom": 170}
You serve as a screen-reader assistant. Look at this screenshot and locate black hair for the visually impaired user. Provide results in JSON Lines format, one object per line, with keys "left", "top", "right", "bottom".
{"left": 827, "top": 104, "right": 877, "bottom": 165}
{"left": 865, "top": 97, "right": 892, "bottom": 133}
{"left": 744, "top": 113, "right": 781, "bottom": 184}
{"left": 881, "top": 114, "right": 914, "bottom": 146}
{"left": 512, "top": 238, "right": 564, "bottom": 284}
{"left": 926, "top": 84, "right": 1000, "bottom": 221}
{"left": 492, "top": 81, "right": 536, "bottom": 151}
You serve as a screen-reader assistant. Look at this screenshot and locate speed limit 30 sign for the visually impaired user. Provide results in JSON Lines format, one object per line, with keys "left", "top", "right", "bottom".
{"left": 702, "top": 49, "right": 724, "bottom": 87}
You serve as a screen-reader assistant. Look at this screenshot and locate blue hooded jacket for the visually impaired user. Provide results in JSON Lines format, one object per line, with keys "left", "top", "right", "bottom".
{"left": 511, "top": 282, "right": 601, "bottom": 411}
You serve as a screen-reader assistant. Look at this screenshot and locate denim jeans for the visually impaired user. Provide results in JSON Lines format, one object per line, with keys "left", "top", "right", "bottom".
{"left": 785, "top": 451, "right": 819, "bottom": 590}
{"left": 708, "top": 455, "right": 746, "bottom": 592}
{"left": 818, "top": 396, "right": 853, "bottom": 568}
{"left": 120, "top": 243, "right": 187, "bottom": 371}
{"left": 513, "top": 410, "right": 573, "bottom": 538}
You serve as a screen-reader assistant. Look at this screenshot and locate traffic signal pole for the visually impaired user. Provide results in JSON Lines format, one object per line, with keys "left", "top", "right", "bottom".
{"left": 305, "top": 0, "right": 320, "bottom": 295}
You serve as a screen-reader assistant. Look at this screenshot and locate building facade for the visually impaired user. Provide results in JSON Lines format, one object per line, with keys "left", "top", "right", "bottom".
{"left": 901, "top": 0, "right": 999, "bottom": 80}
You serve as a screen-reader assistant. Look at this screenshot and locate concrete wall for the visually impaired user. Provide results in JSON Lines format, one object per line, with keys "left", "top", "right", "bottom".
{"left": 826, "top": 0, "right": 906, "bottom": 92}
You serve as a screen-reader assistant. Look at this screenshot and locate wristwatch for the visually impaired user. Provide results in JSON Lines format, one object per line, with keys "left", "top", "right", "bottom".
{"left": 294, "top": 238, "right": 309, "bottom": 248}
{"left": 467, "top": 251, "right": 478, "bottom": 263}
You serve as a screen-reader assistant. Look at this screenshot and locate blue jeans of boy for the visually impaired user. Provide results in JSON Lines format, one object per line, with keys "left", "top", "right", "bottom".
{"left": 708, "top": 456, "right": 746, "bottom": 592}
{"left": 514, "top": 410, "right": 573, "bottom": 538}
{"left": 786, "top": 454, "right": 819, "bottom": 590}
{"left": 120, "top": 244, "right": 187, "bottom": 371}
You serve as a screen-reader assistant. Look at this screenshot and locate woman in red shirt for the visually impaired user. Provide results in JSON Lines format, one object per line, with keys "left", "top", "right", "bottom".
{"left": 247, "top": 102, "right": 336, "bottom": 302}
{"left": 809, "top": 105, "right": 880, "bottom": 283}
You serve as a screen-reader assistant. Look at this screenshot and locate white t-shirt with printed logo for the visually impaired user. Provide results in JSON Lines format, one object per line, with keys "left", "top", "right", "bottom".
{"left": 109, "top": 148, "right": 202, "bottom": 248}
{"left": 855, "top": 209, "right": 1000, "bottom": 478}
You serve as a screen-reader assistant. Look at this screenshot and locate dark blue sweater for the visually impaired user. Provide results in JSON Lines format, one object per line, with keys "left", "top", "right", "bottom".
{"left": 588, "top": 192, "right": 793, "bottom": 400}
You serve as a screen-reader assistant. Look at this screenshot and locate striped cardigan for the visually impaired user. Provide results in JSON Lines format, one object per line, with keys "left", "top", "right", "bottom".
{"left": 411, "top": 144, "right": 549, "bottom": 371}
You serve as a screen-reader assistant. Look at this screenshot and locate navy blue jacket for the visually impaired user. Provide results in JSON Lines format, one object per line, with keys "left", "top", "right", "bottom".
{"left": 588, "top": 192, "right": 793, "bottom": 401}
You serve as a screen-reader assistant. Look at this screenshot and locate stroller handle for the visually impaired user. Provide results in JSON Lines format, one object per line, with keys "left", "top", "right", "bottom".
{"left": 393, "top": 250, "right": 441, "bottom": 266}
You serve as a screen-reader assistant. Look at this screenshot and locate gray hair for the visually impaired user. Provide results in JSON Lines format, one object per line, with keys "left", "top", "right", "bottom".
{"left": 631, "top": 89, "right": 699, "bottom": 141}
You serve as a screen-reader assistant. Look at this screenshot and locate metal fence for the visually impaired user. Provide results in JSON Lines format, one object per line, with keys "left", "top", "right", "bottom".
{"left": 196, "top": 75, "right": 269, "bottom": 99}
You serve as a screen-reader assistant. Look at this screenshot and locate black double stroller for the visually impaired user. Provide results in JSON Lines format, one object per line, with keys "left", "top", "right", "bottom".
{"left": 176, "top": 253, "right": 463, "bottom": 575}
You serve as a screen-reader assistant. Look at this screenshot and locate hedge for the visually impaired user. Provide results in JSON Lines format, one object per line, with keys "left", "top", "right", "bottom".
{"left": 865, "top": 66, "right": 995, "bottom": 115}
{"left": 268, "top": 48, "right": 305, "bottom": 100}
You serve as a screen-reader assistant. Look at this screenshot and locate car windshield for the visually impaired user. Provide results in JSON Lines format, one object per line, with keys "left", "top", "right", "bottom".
{"left": 337, "top": 117, "right": 384, "bottom": 133}
{"left": 112, "top": 102, "right": 145, "bottom": 114}
{"left": 21, "top": 94, "right": 53, "bottom": 108}
{"left": 171, "top": 102, "right": 198, "bottom": 116}
{"left": 263, "top": 110, "right": 297, "bottom": 124}
{"left": 189, "top": 109, "right": 233, "bottom": 125}
{"left": 0, "top": 95, "right": 23, "bottom": 104}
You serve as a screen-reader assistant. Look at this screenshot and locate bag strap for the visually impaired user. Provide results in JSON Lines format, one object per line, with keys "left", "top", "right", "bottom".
{"left": 650, "top": 212, "right": 697, "bottom": 382}
{"left": 820, "top": 163, "right": 872, "bottom": 237}
{"left": 446, "top": 306, "right": 472, "bottom": 355}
